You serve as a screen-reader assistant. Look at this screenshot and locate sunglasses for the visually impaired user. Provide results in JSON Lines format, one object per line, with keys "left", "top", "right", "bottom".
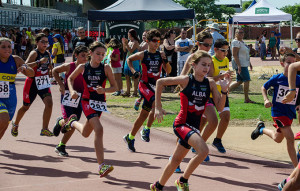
{"left": 295, "top": 38, "right": 300, "bottom": 42}
{"left": 199, "top": 42, "right": 212, "bottom": 47}
{"left": 40, "top": 40, "right": 49, "bottom": 44}
{"left": 218, "top": 48, "right": 229, "bottom": 52}
{"left": 151, "top": 39, "right": 161, "bottom": 43}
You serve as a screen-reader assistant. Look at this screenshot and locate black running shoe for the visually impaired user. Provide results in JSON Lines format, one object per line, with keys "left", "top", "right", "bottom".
{"left": 251, "top": 121, "right": 265, "bottom": 140}
{"left": 55, "top": 145, "right": 69, "bottom": 157}
{"left": 212, "top": 138, "right": 226, "bottom": 153}
{"left": 53, "top": 117, "right": 63, "bottom": 137}
{"left": 123, "top": 134, "right": 136, "bottom": 152}
{"left": 140, "top": 127, "right": 150, "bottom": 142}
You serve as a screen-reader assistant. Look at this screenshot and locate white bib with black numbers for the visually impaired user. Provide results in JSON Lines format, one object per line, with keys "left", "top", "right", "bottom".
{"left": 0, "top": 81, "right": 9, "bottom": 98}
{"left": 62, "top": 90, "right": 81, "bottom": 108}
{"left": 89, "top": 100, "right": 109, "bottom": 112}
{"left": 35, "top": 75, "right": 51, "bottom": 90}
{"left": 275, "top": 85, "right": 299, "bottom": 105}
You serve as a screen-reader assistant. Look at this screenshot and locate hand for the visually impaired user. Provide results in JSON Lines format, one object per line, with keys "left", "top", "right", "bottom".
{"left": 70, "top": 90, "right": 79, "bottom": 99}
{"left": 133, "top": 71, "right": 140, "bottom": 79}
{"left": 122, "top": 38, "right": 128, "bottom": 44}
{"left": 95, "top": 86, "right": 105, "bottom": 94}
{"left": 154, "top": 108, "right": 167, "bottom": 123}
{"left": 59, "top": 85, "right": 65, "bottom": 95}
{"left": 40, "top": 57, "right": 48, "bottom": 64}
{"left": 282, "top": 91, "right": 296, "bottom": 104}
{"left": 17, "top": 64, "right": 27, "bottom": 73}
{"left": 264, "top": 100, "right": 273, "bottom": 108}
{"left": 223, "top": 70, "right": 233, "bottom": 79}
{"left": 237, "top": 66, "right": 241, "bottom": 74}
{"left": 250, "top": 63, "right": 253, "bottom": 71}
{"left": 219, "top": 76, "right": 231, "bottom": 92}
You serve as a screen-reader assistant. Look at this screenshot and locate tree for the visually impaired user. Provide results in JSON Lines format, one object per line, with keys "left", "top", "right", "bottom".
{"left": 242, "top": 1, "right": 252, "bottom": 11}
{"left": 281, "top": 4, "right": 300, "bottom": 24}
{"left": 174, "top": 0, "right": 235, "bottom": 23}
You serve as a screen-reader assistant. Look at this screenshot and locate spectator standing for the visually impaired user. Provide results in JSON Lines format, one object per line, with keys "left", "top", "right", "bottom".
{"left": 259, "top": 30, "right": 267, "bottom": 60}
{"left": 269, "top": 31, "right": 277, "bottom": 60}
{"left": 163, "top": 29, "right": 176, "bottom": 77}
{"left": 139, "top": 31, "right": 148, "bottom": 51}
{"left": 208, "top": 23, "right": 225, "bottom": 56}
{"left": 72, "top": 27, "right": 94, "bottom": 48}
{"left": 175, "top": 28, "right": 193, "bottom": 76}
{"left": 15, "top": 28, "right": 22, "bottom": 56}
{"left": 275, "top": 28, "right": 281, "bottom": 56}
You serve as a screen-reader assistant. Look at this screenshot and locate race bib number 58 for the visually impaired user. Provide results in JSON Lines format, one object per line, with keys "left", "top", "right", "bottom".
{"left": 0, "top": 81, "right": 9, "bottom": 98}
{"left": 35, "top": 75, "right": 51, "bottom": 90}
{"left": 89, "top": 100, "right": 109, "bottom": 112}
{"left": 276, "top": 85, "right": 299, "bottom": 105}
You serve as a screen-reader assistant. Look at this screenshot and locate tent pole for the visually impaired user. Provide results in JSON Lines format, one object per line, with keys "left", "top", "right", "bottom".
{"left": 88, "top": 20, "right": 90, "bottom": 37}
{"left": 98, "top": 22, "right": 101, "bottom": 42}
{"left": 290, "top": 20, "right": 293, "bottom": 48}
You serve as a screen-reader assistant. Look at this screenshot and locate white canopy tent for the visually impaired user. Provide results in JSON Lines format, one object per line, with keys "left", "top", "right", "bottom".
{"left": 231, "top": 0, "right": 293, "bottom": 47}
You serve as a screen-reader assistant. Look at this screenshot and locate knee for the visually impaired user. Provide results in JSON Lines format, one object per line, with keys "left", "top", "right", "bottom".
{"left": 21, "top": 105, "right": 30, "bottom": 111}
{"left": 82, "top": 131, "right": 91, "bottom": 138}
{"left": 208, "top": 118, "right": 218, "bottom": 127}
{"left": 44, "top": 99, "right": 53, "bottom": 108}
{"left": 0, "top": 116, "right": 10, "bottom": 130}
{"left": 94, "top": 125, "right": 103, "bottom": 136}
{"left": 200, "top": 144, "right": 209, "bottom": 157}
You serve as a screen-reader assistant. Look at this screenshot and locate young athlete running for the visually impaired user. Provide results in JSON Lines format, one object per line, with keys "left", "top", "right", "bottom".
{"left": 251, "top": 54, "right": 299, "bottom": 168}
{"left": 52, "top": 45, "right": 88, "bottom": 156}
{"left": 150, "top": 50, "right": 230, "bottom": 191}
{"left": 12, "top": 33, "right": 54, "bottom": 137}
{"left": 63, "top": 41, "right": 117, "bottom": 177}
{"left": 0, "top": 37, "right": 34, "bottom": 139}
{"left": 123, "top": 29, "right": 166, "bottom": 152}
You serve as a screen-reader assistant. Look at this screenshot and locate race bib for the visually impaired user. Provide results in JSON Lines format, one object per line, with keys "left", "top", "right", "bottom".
{"left": 275, "top": 85, "right": 299, "bottom": 105}
{"left": 61, "top": 90, "right": 81, "bottom": 108}
{"left": 0, "top": 81, "right": 9, "bottom": 98}
{"left": 21, "top": 46, "right": 26, "bottom": 50}
{"left": 35, "top": 75, "right": 51, "bottom": 90}
{"left": 89, "top": 100, "right": 109, "bottom": 112}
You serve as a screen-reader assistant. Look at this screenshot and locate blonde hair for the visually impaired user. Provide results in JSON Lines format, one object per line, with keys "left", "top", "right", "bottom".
{"left": 190, "top": 50, "right": 212, "bottom": 65}
{"left": 0, "top": 37, "right": 11, "bottom": 45}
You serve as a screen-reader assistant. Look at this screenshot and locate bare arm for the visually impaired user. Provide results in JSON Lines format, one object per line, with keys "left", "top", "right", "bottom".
{"left": 125, "top": 41, "right": 139, "bottom": 53}
{"left": 52, "top": 63, "right": 70, "bottom": 94}
{"left": 103, "top": 64, "right": 117, "bottom": 93}
{"left": 211, "top": 77, "right": 230, "bottom": 112}
{"left": 127, "top": 51, "right": 144, "bottom": 74}
{"left": 14, "top": 55, "right": 35, "bottom": 77}
{"left": 110, "top": 52, "right": 120, "bottom": 61}
{"left": 283, "top": 62, "right": 300, "bottom": 103}
{"left": 68, "top": 64, "right": 84, "bottom": 99}
{"left": 261, "top": 86, "right": 273, "bottom": 108}
{"left": 163, "top": 39, "right": 175, "bottom": 50}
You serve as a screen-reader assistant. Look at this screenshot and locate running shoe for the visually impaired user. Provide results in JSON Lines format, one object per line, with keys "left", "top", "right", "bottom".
{"left": 174, "top": 165, "right": 182, "bottom": 173}
{"left": 53, "top": 116, "right": 63, "bottom": 137}
{"left": 40, "top": 129, "right": 54, "bottom": 136}
{"left": 175, "top": 178, "right": 189, "bottom": 191}
{"left": 140, "top": 127, "right": 150, "bottom": 142}
{"left": 295, "top": 131, "right": 300, "bottom": 140}
{"left": 61, "top": 114, "right": 77, "bottom": 134}
{"left": 191, "top": 147, "right": 196, "bottom": 153}
{"left": 251, "top": 121, "right": 265, "bottom": 140}
{"left": 99, "top": 164, "right": 114, "bottom": 178}
{"left": 204, "top": 155, "right": 210, "bottom": 162}
{"left": 112, "top": 91, "right": 121, "bottom": 96}
{"left": 212, "top": 138, "right": 226, "bottom": 153}
{"left": 11, "top": 121, "right": 18, "bottom": 137}
{"left": 277, "top": 178, "right": 286, "bottom": 191}
{"left": 55, "top": 144, "right": 69, "bottom": 157}
{"left": 150, "top": 183, "right": 162, "bottom": 191}
{"left": 123, "top": 134, "right": 136, "bottom": 152}
{"left": 134, "top": 98, "right": 141, "bottom": 111}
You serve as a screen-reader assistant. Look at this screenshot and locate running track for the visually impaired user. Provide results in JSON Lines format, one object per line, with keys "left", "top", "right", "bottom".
{"left": 0, "top": 80, "right": 293, "bottom": 191}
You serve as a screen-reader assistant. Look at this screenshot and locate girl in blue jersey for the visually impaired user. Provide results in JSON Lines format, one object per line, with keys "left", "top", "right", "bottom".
{"left": 0, "top": 37, "right": 34, "bottom": 139}
{"left": 150, "top": 50, "right": 230, "bottom": 191}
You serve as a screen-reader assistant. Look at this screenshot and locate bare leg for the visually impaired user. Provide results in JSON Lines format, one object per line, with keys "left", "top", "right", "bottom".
{"left": 262, "top": 128, "right": 284, "bottom": 143}
{"left": 72, "top": 120, "right": 93, "bottom": 138}
{"left": 201, "top": 105, "right": 218, "bottom": 142}
{"left": 216, "top": 111, "right": 230, "bottom": 139}
{"left": 114, "top": 73, "right": 123, "bottom": 91}
{"left": 243, "top": 81, "right": 250, "bottom": 101}
{"left": 133, "top": 77, "right": 139, "bottom": 95}
{"left": 0, "top": 113, "right": 10, "bottom": 139}
{"left": 125, "top": 75, "right": 131, "bottom": 94}
{"left": 281, "top": 126, "right": 298, "bottom": 168}
{"left": 146, "top": 108, "right": 155, "bottom": 128}
{"left": 61, "top": 128, "right": 75, "bottom": 144}
{"left": 130, "top": 109, "right": 150, "bottom": 136}
{"left": 14, "top": 105, "right": 30, "bottom": 126}
{"left": 283, "top": 167, "right": 300, "bottom": 191}
{"left": 229, "top": 81, "right": 242, "bottom": 91}
{"left": 42, "top": 96, "right": 53, "bottom": 130}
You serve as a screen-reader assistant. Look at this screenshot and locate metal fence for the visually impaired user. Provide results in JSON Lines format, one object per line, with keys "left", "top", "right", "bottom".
{"left": 0, "top": 9, "right": 87, "bottom": 29}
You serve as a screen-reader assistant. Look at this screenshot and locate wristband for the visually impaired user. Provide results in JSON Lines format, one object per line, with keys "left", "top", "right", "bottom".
{"left": 221, "top": 90, "right": 228, "bottom": 95}
{"left": 51, "top": 55, "right": 55, "bottom": 59}
{"left": 36, "top": 60, "right": 41, "bottom": 67}
{"left": 133, "top": 71, "right": 140, "bottom": 79}
{"left": 289, "top": 89, "right": 296, "bottom": 91}
{"left": 22, "top": 64, "right": 28, "bottom": 69}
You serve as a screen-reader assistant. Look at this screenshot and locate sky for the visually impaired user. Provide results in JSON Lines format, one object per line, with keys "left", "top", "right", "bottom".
{"left": 11, "top": 0, "right": 299, "bottom": 8}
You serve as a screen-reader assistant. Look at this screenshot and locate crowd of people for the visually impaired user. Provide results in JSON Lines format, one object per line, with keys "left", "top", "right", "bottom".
{"left": 0, "top": 23, "right": 300, "bottom": 191}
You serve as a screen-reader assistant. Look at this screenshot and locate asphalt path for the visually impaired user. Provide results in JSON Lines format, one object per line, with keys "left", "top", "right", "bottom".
{"left": 0, "top": 76, "right": 294, "bottom": 191}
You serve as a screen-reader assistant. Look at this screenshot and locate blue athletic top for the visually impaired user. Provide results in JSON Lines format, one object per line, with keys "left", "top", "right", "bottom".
{"left": 0, "top": 55, "right": 17, "bottom": 83}
{"left": 264, "top": 73, "right": 300, "bottom": 119}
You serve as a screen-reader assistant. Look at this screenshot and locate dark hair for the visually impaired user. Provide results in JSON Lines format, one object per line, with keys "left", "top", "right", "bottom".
{"left": 42, "top": 28, "right": 50, "bottom": 34}
{"left": 107, "top": 38, "right": 121, "bottom": 49}
{"left": 196, "top": 31, "right": 212, "bottom": 43}
{"left": 72, "top": 45, "right": 89, "bottom": 62}
{"left": 280, "top": 53, "right": 296, "bottom": 63}
{"left": 146, "top": 29, "right": 161, "bottom": 41}
{"left": 104, "top": 38, "right": 111, "bottom": 44}
{"left": 164, "top": 29, "right": 175, "bottom": 39}
{"left": 54, "top": 28, "right": 60, "bottom": 33}
{"left": 35, "top": 33, "right": 47, "bottom": 43}
{"left": 128, "top": 29, "right": 139, "bottom": 42}
{"left": 89, "top": 41, "right": 106, "bottom": 52}
{"left": 214, "top": 39, "right": 229, "bottom": 49}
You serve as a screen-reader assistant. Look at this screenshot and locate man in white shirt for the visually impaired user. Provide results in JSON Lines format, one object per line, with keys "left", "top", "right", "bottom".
{"left": 208, "top": 23, "right": 225, "bottom": 56}
{"left": 175, "top": 28, "right": 193, "bottom": 76}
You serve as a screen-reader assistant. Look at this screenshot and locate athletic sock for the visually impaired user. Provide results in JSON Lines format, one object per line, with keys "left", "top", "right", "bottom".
{"left": 58, "top": 119, "right": 64, "bottom": 126}
{"left": 259, "top": 127, "right": 265, "bottom": 134}
{"left": 58, "top": 141, "right": 65, "bottom": 147}
{"left": 70, "top": 120, "right": 75, "bottom": 128}
{"left": 144, "top": 126, "right": 151, "bottom": 130}
{"left": 155, "top": 181, "right": 164, "bottom": 190}
{"left": 129, "top": 133, "right": 135, "bottom": 140}
{"left": 180, "top": 176, "right": 188, "bottom": 183}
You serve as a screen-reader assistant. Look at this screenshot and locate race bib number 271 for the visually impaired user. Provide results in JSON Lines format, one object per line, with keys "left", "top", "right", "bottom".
{"left": 35, "top": 75, "right": 51, "bottom": 90}
{"left": 62, "top": 90, "right": 81, "bottom": 108}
